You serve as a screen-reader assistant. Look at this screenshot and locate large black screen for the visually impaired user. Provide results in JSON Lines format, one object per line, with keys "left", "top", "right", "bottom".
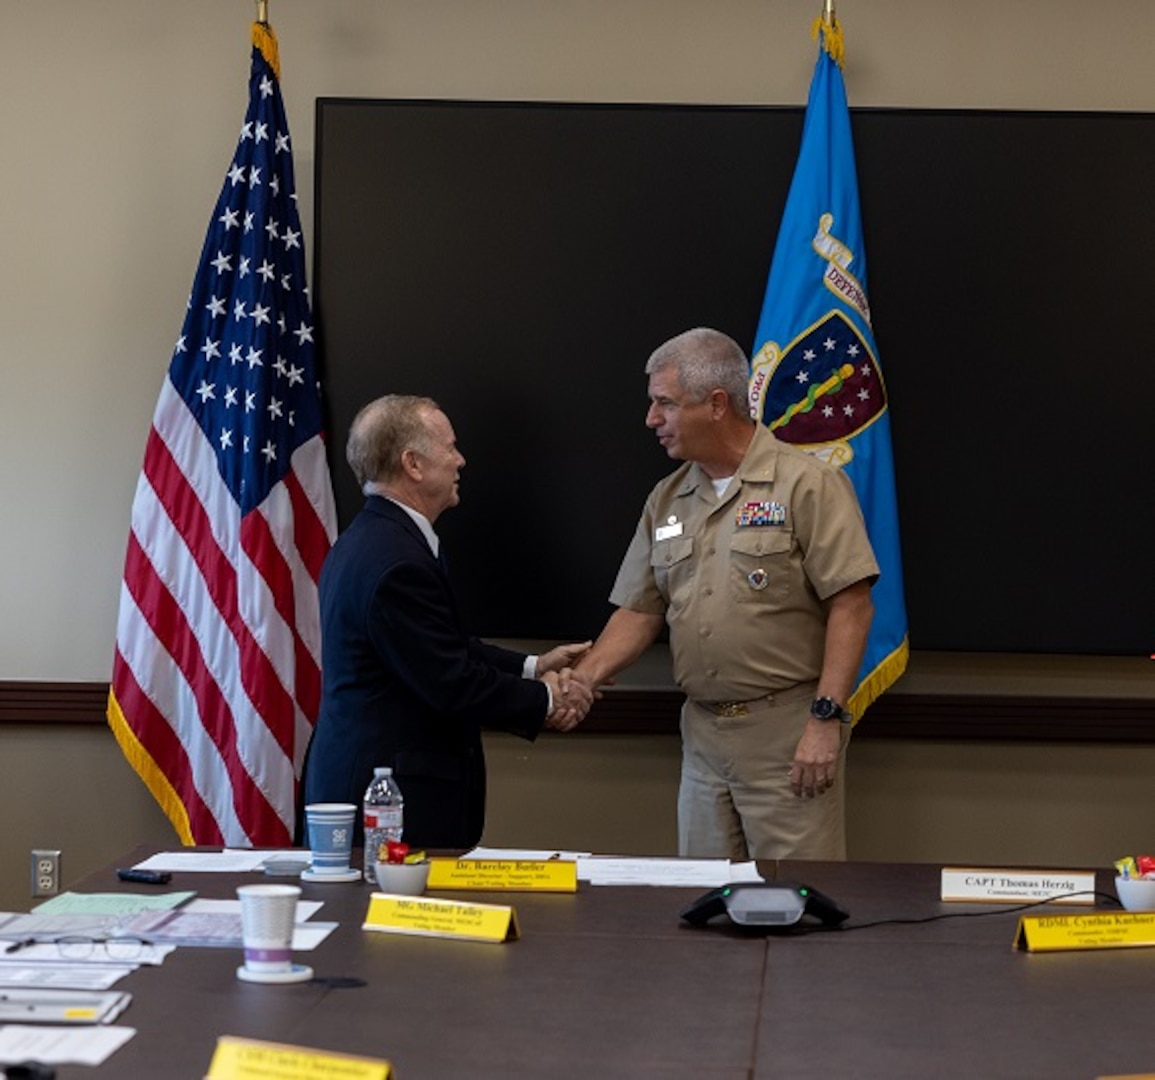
{"left": 314, "top": 99, "right": 1155, "bottom": 656}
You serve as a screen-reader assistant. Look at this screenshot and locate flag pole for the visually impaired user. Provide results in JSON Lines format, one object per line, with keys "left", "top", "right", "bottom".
{"left": 108, "top": 0, "right": 336, "bottom": 845}
{"left": 252, "top": 0, "right": 280, "bottom": 80}
{"left": 813, "top": 0, "right": 844, "bottom": 65}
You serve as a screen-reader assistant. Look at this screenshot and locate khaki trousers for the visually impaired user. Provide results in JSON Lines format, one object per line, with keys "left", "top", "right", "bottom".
{"left": 677, "top": 682, "right": 849, "bottom": 861}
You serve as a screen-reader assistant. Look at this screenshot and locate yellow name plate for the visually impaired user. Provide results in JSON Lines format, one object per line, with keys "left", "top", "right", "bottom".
{"left": 941, "top": 867, "right": 1096, "bottom": 904}
{"left": 207, "top": 1036, "right": 390, "bottom": 1079}
{"left": 363, "top": 893, "right": 521, "bottom": 944}
{"left": 1015, "top": 911, "right": 1155, "bottom": 952}
{"left": 426, "top": 857, "right": 578, "bottom": 892}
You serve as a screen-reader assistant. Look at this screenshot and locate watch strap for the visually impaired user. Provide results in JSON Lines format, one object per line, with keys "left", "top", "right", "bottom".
{"left": 811, "top": 696, "right": 852, "bottom": 723}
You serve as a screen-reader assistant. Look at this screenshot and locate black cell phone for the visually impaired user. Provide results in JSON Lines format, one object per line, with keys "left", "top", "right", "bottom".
{"left": 116, "top": 868, "right": 172, "bottom": 885}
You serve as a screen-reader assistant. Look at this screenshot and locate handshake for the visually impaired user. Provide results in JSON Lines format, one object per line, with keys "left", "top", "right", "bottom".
{"left": 536, "top": 640, "right": 601, "bottom": 732}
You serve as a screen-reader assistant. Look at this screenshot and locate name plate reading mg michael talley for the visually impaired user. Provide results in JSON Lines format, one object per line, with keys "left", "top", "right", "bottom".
{"left": 426, "top": 858, "right": 578, "bottom": 892}
{"left": 941, "top": 867, "right": 1096, "bottom": 904}
{"left": 1015, "top": 911, "right": 1155, "bottom": 952}
{"left": 363, "top": 893, "right": 520, "bottom": 944}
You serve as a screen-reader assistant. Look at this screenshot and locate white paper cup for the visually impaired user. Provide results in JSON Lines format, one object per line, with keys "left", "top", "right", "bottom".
{"left": 237, "top": 883, "right": 300, "bottom": 974}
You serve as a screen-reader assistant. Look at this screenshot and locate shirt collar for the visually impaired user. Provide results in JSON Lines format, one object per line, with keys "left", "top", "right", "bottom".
{"left": 383, "top": 495, "right": 440, "bottom": 557}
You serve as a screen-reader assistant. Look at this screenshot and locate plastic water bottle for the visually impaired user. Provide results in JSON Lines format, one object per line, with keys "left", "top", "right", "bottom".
{"left": 363, "top": 766, "right": 404, "bottom": 882}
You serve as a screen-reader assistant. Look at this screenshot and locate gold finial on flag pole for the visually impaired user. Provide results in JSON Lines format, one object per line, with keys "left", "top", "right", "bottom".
{"left": 813, "top": 0, "right": 845, "bottom": 67}
{"left": 252, "top": 0, "right": 280, "bottom": 80}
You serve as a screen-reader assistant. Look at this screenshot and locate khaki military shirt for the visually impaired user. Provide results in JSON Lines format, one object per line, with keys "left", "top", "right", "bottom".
{"left": 609, "top": 425, "right": 879, "bottom": 702}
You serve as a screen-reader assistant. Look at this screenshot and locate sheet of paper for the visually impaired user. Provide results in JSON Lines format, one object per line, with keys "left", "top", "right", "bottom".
{"left": 0, "top": 942, "right": 174, "bottom": 967}
{"left": 32, "top": 891, "right": 196, "bottom": 916}
{"left": 462, "top": 846, "right": 593, "bottom": 862}
{"left": 0, "top": 988, "right": 132, "bottom": 1025}
{"left": 133, "top": 851, "right": 277, "bottom": 873}
{"left": 118, "top": 909, "right": 243, "bottom": 947}
{"left": 182, "top": 898, "right": 324, "bottom": 922}
{"left": 0, "top": 912, "right": 120, "bottom": 940}
{"left": 0, "top": 1023, "right": 135, "bottom": 1066}
{"left": 133, "top": 849, "right": 311, "bottom": 872}
{"left": 579, "top": 857, "right": 742, "bottom": 887}
{"left": 462, "top": 850, "right": 763, "bottom": 886}
{"left": 224, "top": 848, "right": 310, "bottom": 863}
{"left": 118, "top": 906, "right": 333, "bottom": 951}
{"left": 0, "top": 961, "right": 136, "bottom": 990}
{"left": 176, "top": 900, "right": 334, "bottom": 949}
{"left": 730, "top": 861, "right": 767, "bottom": 883}
{"left": 292, "top": 922, "right": 339, "bottom": 950}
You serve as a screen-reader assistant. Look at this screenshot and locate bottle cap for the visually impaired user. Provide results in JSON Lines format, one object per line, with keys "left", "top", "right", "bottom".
{"left": 374, "top": 766, "right": 393, "bottom": 776}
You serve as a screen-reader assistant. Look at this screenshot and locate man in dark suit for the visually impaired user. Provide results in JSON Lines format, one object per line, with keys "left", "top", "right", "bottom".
{"left": 302, "top": 394, "right": 591, "bottom": 849}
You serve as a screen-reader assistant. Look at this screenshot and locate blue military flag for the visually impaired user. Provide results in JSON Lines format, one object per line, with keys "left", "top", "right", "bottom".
{"left": 749, "top": 12, "right": 908, "bottom": 718}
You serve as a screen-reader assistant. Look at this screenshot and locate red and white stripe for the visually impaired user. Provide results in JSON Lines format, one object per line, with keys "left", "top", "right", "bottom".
{"left": 109, "top": 378, "right": 335, "bottom": 846}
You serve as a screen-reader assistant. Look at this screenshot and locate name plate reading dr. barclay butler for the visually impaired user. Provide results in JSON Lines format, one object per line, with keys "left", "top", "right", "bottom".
{"left": 940, "top": 867, "right": 1097, "bottom": 904}
{"left": 426, "top": 858, "right": 578, "bottom": 892}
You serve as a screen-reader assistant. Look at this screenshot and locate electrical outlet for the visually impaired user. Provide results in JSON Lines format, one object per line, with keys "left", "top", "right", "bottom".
{"left": 32, "top": 849, "right": 61, "bottom": 897}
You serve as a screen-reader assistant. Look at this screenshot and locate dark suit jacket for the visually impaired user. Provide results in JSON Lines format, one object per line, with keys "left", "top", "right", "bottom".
{"left": 302, "top": 496, "right": 547, "bottom": 849}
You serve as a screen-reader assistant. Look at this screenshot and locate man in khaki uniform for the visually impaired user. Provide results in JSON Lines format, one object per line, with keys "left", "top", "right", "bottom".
{"left": 573, "top": 327, "right": 878, "bottom": 860}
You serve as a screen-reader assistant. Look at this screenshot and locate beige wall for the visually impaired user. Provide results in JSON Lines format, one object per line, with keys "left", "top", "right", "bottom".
{"left": 3, "top": 1, "right": 1154, "bottom": 910}
{"left": 4, "top": 725, "right": 1155, "bottom": 913}
{"left": 484, "top": 735, "right": 1155, "bottom": 870}
{"left": 4, "top": 0, "right": 1155, "bottom": 680}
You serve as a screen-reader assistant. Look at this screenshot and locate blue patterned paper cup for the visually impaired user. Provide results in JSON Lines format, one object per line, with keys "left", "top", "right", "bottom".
{"left": 304, "top": 802, "right": 357, "bottom": 874}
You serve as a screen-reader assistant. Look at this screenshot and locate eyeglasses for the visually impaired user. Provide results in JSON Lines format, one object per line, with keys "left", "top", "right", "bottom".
{"left": 2, "top": 935, "right": 152, "bottom": 960}
{"left": 57, "top": 935, "right": 153, "bottom": 960}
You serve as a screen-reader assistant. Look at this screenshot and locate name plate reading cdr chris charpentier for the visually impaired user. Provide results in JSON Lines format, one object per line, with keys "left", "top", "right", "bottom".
{"left": 207, "top": 1036, "right": 391, "bottom": 1080}
{"left": 940, "top": 867, "right": 1097, "bottom": 904}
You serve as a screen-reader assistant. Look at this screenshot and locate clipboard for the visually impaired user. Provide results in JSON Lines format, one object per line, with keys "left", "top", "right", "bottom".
{"left": 0, "top": 988, "right": 132, "bottom": 1024}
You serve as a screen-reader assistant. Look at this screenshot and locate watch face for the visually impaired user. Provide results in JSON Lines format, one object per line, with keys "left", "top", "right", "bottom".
{"left": 812, "top": 697, "right": 840, "bottom": 720}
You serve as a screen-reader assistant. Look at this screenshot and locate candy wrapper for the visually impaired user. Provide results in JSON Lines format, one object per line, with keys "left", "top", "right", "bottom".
{"left": 1114, "top": 855, "right": 1155, "bottom": 879}
{"left": 377, "top": 840, "right": 427, "bottom": 865}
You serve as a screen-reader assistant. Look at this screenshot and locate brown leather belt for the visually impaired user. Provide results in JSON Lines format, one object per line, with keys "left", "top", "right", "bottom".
{"left": 698, "top": 697, "right": 770, "bottom": 718}
{"left": 695, "top": 681, "right": 817, "bottom": 718}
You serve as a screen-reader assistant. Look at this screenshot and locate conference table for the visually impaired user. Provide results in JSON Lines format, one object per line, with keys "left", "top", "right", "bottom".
{"left": 23, "top": 852, "right": 1155, "bottom": 1079}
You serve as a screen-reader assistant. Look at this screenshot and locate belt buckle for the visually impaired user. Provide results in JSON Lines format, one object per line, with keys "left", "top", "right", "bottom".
{"left": 716, "top": 701, "right": 748, "bottom": 718}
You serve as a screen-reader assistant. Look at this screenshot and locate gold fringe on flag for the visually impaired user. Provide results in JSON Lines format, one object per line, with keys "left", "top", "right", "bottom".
{"left": 811, "top": 9, "right": 845, "bottom": 68}
{"left": 107, "top": 690, "right": 196, "bottom": 846}
{"left": 252, "top": 20, "right": 281, "bottom": 83}
{"left": 847, "top": 637, "right": 909, "bottom": 724}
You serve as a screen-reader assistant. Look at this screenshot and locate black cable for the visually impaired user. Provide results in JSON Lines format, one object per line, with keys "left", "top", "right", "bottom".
{"left": 835, "top": 889, "right": 1123, "bottom": 932}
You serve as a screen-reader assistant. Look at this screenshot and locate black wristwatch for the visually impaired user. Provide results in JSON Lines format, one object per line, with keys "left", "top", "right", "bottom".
{"left": 810, "top": 696, "right": 851, "bottom": 724}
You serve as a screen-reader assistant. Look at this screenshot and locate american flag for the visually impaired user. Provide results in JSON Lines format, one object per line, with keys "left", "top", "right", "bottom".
{"left": 107, "top": 22, "right": 336, "bottom": 847}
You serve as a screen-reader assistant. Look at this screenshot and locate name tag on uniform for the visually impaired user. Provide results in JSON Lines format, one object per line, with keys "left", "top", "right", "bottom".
{"left": 655, "top": 521, "right": 683, "bottom": 541}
